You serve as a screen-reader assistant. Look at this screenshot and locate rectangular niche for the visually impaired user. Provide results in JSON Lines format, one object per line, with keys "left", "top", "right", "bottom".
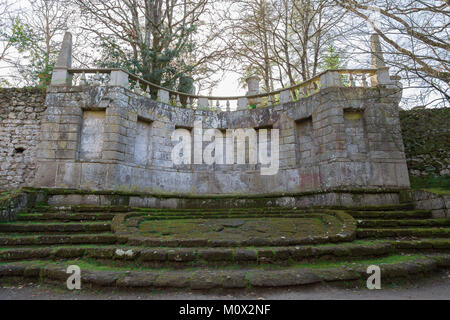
{"left": 295, "top": 117, "right": 314, "bottom": 165}
{"left": 79, "top": 110, "right": 105, "bottom": 160}
{"left": 344, "top": 111, "right": 367, "bottom": 159}
{"left": 174, "top": 125, "right": 194, "bottom": 165}
{"left": 134, "top": 119, "right": 153, "bottom": 167}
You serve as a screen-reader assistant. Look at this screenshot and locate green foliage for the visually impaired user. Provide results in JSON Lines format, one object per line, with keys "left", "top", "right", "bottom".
{"left": 409, "top": 175, "right": 450, "bottom": 190}
{"left": 8, "top": 19, "right": 55, "bottom": 87}
{"left": 321, "top": 44, "right": 346, "bottom": 70}
{"left": 95, "top": 24, "right": 197, "bottom": 94}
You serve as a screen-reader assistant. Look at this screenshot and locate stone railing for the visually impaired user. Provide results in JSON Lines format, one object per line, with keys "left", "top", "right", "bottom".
{"left": 51, "top": 32, "right": 396, "bottom": 112}
{"left": 63, "top": 67, "right": 388, "bottom": 112}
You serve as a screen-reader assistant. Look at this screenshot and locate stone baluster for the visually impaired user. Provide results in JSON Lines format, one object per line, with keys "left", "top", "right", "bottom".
{"left": 80, "top": 72, "right": 88, "bottom": 86}
{"left": 93, "top": 72, "right": 101, "bottom": 85}
{"left": 362, "top": 73, "right": 368, "bottom": 88}
{"left": 349, "top": 73, "right": 355, "bottom": 87}
{"left": 226, "top": 100, "right": 231, "bottom": 112}
{"left": 176, "top": 95, "right": 182, "bottom": 107}
{"left": 134, "top": 80, "right": 142, "bottom": 94}
{"left": 267, "top": 94, "right": 273, "bottom": 106}
{"left": 186, "top": 97, "right": 192, "bottom": 109}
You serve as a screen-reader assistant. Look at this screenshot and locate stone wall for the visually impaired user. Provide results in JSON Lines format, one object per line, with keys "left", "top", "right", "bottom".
{"left": 0, "top": 189, "right": 47, "bottom": 222}
{"left": 0, "top": 88, "right": 46, "bottom": 190}
{"left": 413, "top": 190, "right": 450, "bottom": 218}
{"left": 400, "top": 108, "right": 450, "bottom": 177}
{"left": 33, "top": 84, "right": 410, "bottom": 195}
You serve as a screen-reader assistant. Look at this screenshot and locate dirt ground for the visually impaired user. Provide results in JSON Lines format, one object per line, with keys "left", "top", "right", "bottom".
{"left": 0, "top": 270, "right": 449, "bottom": 300}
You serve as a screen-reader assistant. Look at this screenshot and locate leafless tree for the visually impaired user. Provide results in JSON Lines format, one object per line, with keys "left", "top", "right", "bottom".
{"left": 335, "top": 0, "right": 449, "bottom": 107}
{"left": 220, "top": 0, "right": 353, "bottom": 91}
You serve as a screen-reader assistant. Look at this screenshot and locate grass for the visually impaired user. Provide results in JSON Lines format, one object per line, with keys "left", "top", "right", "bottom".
{"left": 0, "top": 254, "right": 429, "bottom": 273}
{"left": 422, "top": 188, "right": 450, "bottom": 196}
{"left": 410, "top": 175, "right": 450, "bottom": 190}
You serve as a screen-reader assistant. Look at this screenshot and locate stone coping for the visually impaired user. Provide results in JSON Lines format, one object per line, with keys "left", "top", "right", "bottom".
{"left": 38, "top": 187, "right": 410, "bottom": 199}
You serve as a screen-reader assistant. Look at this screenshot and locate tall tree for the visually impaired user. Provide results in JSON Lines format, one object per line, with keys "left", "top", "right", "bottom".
{"left": 221, "top": 0, "right": 352, "bottom": 90}
{"left": 0, "top": 0, "right": 74, "bottom": 87}
{"left": 74, "top": 0, "right": 227, "bottom": 93}
{"left": 335, "top": 0, "right": 449, "bottom": 107}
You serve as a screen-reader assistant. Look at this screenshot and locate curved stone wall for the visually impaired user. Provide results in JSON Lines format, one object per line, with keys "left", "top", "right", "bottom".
{"left": 33, "top": 85, "right": 410, "bottom": 195}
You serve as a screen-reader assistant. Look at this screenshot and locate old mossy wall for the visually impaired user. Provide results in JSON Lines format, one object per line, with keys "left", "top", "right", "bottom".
{"left": 0, "top": 88, "right": 46, "bottom": 190}
{"left": 400, "top": 108, "right": 449, "bottom": 186}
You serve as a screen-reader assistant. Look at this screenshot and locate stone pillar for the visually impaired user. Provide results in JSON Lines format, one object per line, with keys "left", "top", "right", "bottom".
{"left": 246, "top": 75, "right": 260, "bottom": 109}
{"left": 51, "top": 32, "right": 73, "bottom": 86}
{"left": 198, "top": 97, "right": 209, "bottom": 109}
{"left": 157, "top": 89, "right": 170, "bottom": 104}
{"left": 320, "top": 71, "right": 342, "bottom": 89}
{"left": 370, "top": 33, "right": 392, "bottom": 86}
{"left": 110, "top": 70, "right": 129, "bottom": 87}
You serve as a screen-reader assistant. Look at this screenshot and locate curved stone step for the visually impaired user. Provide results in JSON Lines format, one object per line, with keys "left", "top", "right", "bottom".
{"left": 348, "top": 210, "right": 431, "bottom": 219}
{"left": 35, "top": 206, "right": 134, "bottom": 213}
{"left": 389, "top": 238, "right": 450, "bottom": 250}
{"left": 0, "top": 222, "right": 111, "bottom": 233}
{"left": 0, "top": 234, "right": 118, "bottom": 246}
{"left": 0, "top": 241, "right": 394, "bottom": 265}
{"left": 334, "top": 203, "right": 415, "bottom": 211}
{"left": 357, "top": 228, "right": 450, "bottom": 239}
{"left": 1, "top": 254, "right": 448, "bottom": 289}
{"left": 17, "top": 213, "right": 115, "bottom": 222}
{"left": 358, "top": 219, "right": 450, "bottom": 228}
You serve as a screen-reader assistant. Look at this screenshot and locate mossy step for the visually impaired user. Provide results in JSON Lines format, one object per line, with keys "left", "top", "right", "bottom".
{"left": 0, "top": 241, "right": 394, "bottom": 265}
{"left": 0, "top": 234, "right": 118, "bottom": 246}
{"left": 122, "top": 213, "right": 327, "bottom": 221}
{"left": 333, "top": 203, "right": 415, "bottom": 211}
{"left": 358, "top": 219, "right": 450, "bottom": 228}
{"left": 1, "top": 254, "right": 448, "bottom": 289}
{"left": 357, "top": 228, "right": 450, "bottom": 239}
{"left": 389, "top": 239, "right": 450, "bottom": 250}
{"left": 35, "top": 206, "right": 134, "bottom": 213}
{"left": 17, "top": 213, "right": 115, "bottom": 222}
{"left": 348, "top": 210, "right": 431, "bottom": 219}
{"left": 0, "top": 222, "right": 111, "bottom": 233}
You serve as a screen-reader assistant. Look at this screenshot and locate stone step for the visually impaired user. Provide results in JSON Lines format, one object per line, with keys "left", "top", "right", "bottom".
{"left": 17, "top": 213, "right": 115, "bottom": 222}
{"left": 37, "top": 204, "right": 415, "bottom": 214}
{"left": 348, "top": 210, "right": 432, "bottom": 220}
{"left": 1, "top": 254, "right": 448, "bottom": 289}
{"left": 331, "top": 203, "right": 415, "bottom": 211}
{"left": 121, "top": 213, "right": 329, "bottom": 221}
{"left": 39, "top": 207, "right": 317, "bottom": 215}
{"left": 358, "top": 219, "right": 450, "bottom": 228}
{"left": 35, "top": 205, "right": 134, "bottom": 213}
{"left": 390, "top": 238, "right": 450, "bottom": 250}
{"left": 0, "top": 222, "right": 111, "bottom": 233}
{"left": 0, "top": 241, "right": 394, "bottom": 265}
{"left": 357, "top": 228, "right": 450, "bottom": 239}
{"left": 0, "top": 234, "right": 118, "bottom": 246}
